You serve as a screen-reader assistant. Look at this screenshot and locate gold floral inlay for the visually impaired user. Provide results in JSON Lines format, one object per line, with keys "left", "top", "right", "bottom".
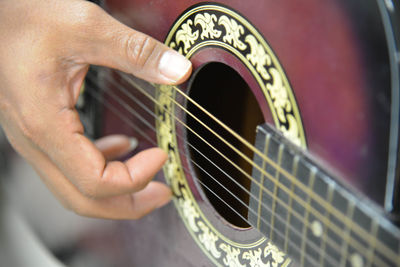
{"left": 219, "top": 15, "right": 247, "bottom": 50}
{"left": 245, "top": 35, "right": 271, "bottom": 81}
{"left": 220, "top": 244, "right": 246, "bottom": 267}
{"left": 175, "top": 19, "right": 199, "bottom": 53}
{"left": 264, "top": 243, "right": 287, "bottom": 267}
{"left": 195, "top": 13, "right": 222, "bottom": 40}
{"left": 242, "top": 248, "right": 263, "bottom": 267}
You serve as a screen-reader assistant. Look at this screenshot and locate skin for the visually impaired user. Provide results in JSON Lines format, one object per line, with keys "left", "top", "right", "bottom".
{"left": 0, "top": 0, "right": 192, "bottom": 219}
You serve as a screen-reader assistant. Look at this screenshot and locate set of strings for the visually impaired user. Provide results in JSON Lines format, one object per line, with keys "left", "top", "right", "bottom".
{"left": 84, "top": 74, "right": 335, "bottom": 267}
{"left": 85, "top": 71, "right": 393, "bottom": 266}
{"left": 84, "top": 70, "right": 397, "bottom": 266}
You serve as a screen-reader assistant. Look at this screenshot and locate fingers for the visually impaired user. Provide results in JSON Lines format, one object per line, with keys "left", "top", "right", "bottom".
{"left": 16, "top": 104, "right": 167, "bottom": 199}
{"left": 31, "top": 147, "right": 171, "bottom": 219}
{"left": 76, "top": 181, "right": 172, "bottom": 219}
{"left": 95, "top": 135, "right": 138, "bottom": 161}
{"left": 3, "top": 114, "right": 172, "bottom": 219}
{"left": 50, "top": 124, "right": 168, "bottom": 199}
{"left": 9, "top": 108, "right": 171, "bottom": 217}
{"left": 70, "top": 181, "right": 171, "bottom": 220}
{"left": 71, "top": 1, "right": 192, "bottom": 84}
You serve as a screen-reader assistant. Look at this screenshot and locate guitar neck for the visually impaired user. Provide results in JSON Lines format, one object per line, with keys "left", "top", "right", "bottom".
{"left": 248, "top": 123, "right": 400, "bottom": 267}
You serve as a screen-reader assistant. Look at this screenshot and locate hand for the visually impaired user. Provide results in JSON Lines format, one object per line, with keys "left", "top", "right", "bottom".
{"left": 0, "top": 0, "right": 192, "bottom": 219}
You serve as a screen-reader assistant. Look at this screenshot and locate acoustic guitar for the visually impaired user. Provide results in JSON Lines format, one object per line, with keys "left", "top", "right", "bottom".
{"left": 79, "top": 0, "right": 400, "bottom": 266}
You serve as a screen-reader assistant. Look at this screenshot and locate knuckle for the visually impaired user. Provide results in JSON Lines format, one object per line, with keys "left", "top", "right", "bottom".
{"left": 66, "top": 1, "right": 103, "bottom": 35}
{"left": 60, "top": 199, "right": 76, "bottom": 212}
{"left": 125, "top": 34, "right": 157, "bottom": 69}
{"left": 60, "top": 192, "right": 98, "bottom": 218}
{"left": 128, "top": 195, "right": 142, "bottom": 220}
{"left": 18, "top": 113, "right": 43, "bottom": 145}
{"left": 73, "top": 1, "right": 101, "bottom": 26}
{"left": 131, "top": 176, "right": 149, "bottom": 191}
{"left": 130, "top": 213, "right": 141, "bottom": 220}
{"left": 0, "top": 100, "right": 10, "bottom": 119}
{"left": 71, "top": 203, "right": 93, "bottom": 218}
{"left": 57, "top": 108, "right": 84, "bottom": 134}
{"left": 59, "top": 198, "right": 90, "bottom": 217}
{"left": 76, "top": 180, "right": 100, "bottom": 199}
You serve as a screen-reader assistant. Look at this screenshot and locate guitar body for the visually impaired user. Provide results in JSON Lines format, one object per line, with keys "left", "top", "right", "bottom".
{"left": 79, "top": 0, "right": 400, "bottom": 266}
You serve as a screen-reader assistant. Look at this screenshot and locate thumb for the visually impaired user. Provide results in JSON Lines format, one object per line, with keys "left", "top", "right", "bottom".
{"left": 72, "top": 2, "right": 192, "bottom": 84}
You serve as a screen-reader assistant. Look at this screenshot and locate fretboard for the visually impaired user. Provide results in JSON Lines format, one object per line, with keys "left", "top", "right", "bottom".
{"left": 248, "top": 123, "right": 400, "bottom": 267}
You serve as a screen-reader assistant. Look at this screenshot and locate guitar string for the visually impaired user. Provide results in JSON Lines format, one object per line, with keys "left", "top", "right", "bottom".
{"left": 85, "top": 73, "right": 388, "bottom": 267}
{"left": 117, "top": 71, "right": 399, "bottom": 264}
{"left": 84, "top": 75, "right": 341, "bottom": 267}
{"left": 114, "top": 71, "right": 397, "bottom": 264}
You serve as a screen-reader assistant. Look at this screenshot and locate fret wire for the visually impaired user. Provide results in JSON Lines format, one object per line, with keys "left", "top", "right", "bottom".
{"left": 188, "top": 144, "right": 339, "bottom": 267}
{"left": 190, "top": 153, "right": 336, "bottom": 267}
{"left": 167, "top": 82, "right": 400, "bottom": 263}
{"left": 300, "top": 167, "right": 317, "bottom": 267}
{"left": 269, "top": 144, "right": 285, "bottom": 240}
{"left": 319, "top": 182, "right": 335, "bottom": 267}
{"left": 110, "top": 72, "right": 399, "bottom": 265}
{"left": 257, "top": 134, "right": 271, "bottom": 229}
{"left": 393, "top": 241, "right": 400, "bottom": 267}
{"left": 340, "top": 201, "right": 355, "bottom": 267}
{"left": 366, "top": 220, "right": 379, "bottom": 267}
{"left": 284, "top": 154, "right": 299, "bottom": 253}
{"left": 195, "top": 168, "right": 325, "bottom": 267}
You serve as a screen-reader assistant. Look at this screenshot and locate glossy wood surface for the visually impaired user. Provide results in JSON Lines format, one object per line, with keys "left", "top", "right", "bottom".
{"left": 79, "top": 0, "right": 396, "bottom": 265}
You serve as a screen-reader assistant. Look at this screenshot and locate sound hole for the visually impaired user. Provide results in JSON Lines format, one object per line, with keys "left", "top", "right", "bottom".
{"left": 187, "top": 62, "right": 264, "bottom": 228}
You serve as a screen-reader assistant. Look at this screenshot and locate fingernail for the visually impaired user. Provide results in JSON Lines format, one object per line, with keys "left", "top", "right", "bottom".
{"left": 159, "top": 50, "right": 191, "bottom": 83}
{"left": 129, "top": 137, "right": 138, "bottom": 151}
